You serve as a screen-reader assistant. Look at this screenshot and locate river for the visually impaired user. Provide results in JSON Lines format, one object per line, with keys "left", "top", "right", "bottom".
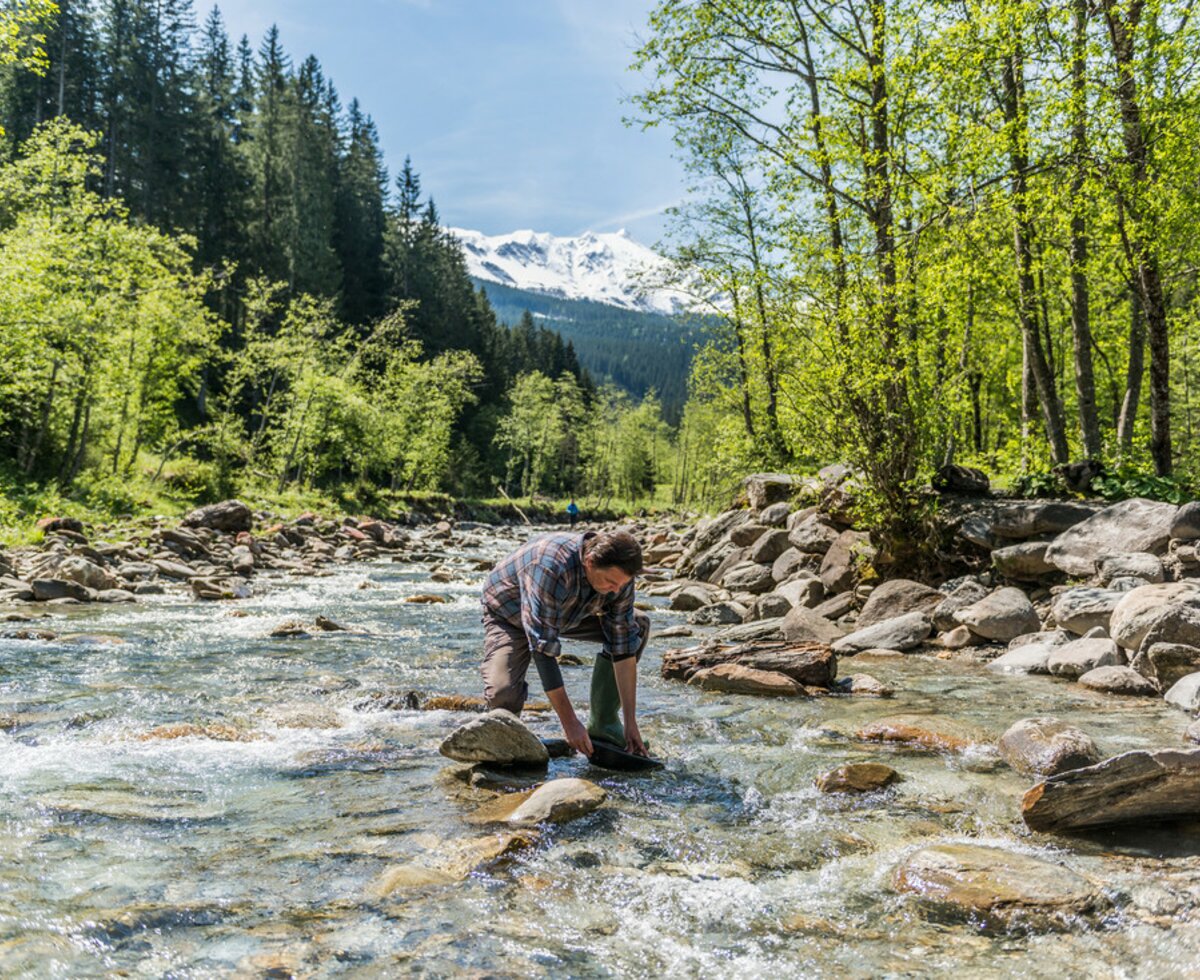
{"left": 1, "top": 525, "right": 1198, "bottom": 977}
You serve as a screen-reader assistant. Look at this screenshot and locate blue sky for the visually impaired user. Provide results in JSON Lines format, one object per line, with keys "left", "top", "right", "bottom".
{"left": 213, "top": 0, "right": 683, "bottom": 243}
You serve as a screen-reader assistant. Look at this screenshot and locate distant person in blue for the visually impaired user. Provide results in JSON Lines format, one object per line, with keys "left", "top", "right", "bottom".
{"left": 566, "top": 499, "right": 580, "bottom": 527}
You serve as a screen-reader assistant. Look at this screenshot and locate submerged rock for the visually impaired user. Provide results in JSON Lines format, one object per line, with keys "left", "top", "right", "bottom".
{"left": 1022, "top": 747, "right": 1200, "bottom": 831}
{"left": 506, "top": 778, "right": 606, "bottom": 825}
{"left": 856, "top": 715, "right": 982, "bottom": 753}
{"left": 438, "top": 709, "right": 549, "bottom": 766}
{"left": 815, "top": 762, "right": 899, "bottom": 793}
{"left": 998, "top": 717, "right": 1101, "bottom": 777}
{"left": 894, "top": 843, "right": 1102, "bottom": 928}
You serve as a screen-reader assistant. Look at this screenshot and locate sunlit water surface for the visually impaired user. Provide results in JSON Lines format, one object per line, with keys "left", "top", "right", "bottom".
{"left": 2, "top": 528, "right": 1199, "bottom": 977}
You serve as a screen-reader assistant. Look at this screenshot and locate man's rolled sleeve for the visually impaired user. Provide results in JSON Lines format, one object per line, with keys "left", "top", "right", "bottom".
{"left": 600, "top": 580, "right": 640, "bottom": 661}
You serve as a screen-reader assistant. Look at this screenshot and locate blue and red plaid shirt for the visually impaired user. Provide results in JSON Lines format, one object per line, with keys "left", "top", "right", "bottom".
{"left": 482, "top": 532, "right": 641, "bottom": 661}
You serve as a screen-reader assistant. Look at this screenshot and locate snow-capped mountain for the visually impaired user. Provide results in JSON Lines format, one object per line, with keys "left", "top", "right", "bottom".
{"left": 448, "top": 227, "right": 696, "bottom": 316}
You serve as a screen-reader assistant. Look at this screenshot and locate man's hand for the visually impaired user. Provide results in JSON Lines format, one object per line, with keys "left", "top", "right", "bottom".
{"left": 562, "top": 714, "right": 594, "bottom": 757}
{"left": 624, "top": 719, "right": 647, "bottom": 756}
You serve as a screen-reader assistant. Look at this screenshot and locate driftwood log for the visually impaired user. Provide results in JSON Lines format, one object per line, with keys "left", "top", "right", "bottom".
{"left": 661, "top": 640, "right": 836, "bottom": 688}
{"left": 1022, "top": 747, "right": 1200, "bottom": 832}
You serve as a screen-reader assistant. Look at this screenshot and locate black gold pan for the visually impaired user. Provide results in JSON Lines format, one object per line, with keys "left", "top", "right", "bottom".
{"left": 586, "top": 737, "right": 664, "bottom": 771}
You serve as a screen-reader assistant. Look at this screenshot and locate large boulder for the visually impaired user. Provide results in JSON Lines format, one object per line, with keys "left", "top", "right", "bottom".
{"left": 759, "top": 501, "right": 792, "bottom": 527}
{"left": 1077, "top": 665, "right": 1159, "bottom": 696}
{"left": 1046, "top": 637, "right": 1122, "bottom": 679}
{"left": 720, "top": 561, "right": 776, "bottom": 595}
{"left": 1097, "top": 552, "right": 1164, "bottom": 586}
{"left": 986, "top": 643, "right": 1054, "bottom": 675}
{"left": 676, "top": 510, "right": 750, "bottom": 578}
{"left": 438, "top": 710, "right": 550, "bottom": 766}
{"left": 788, "top": 514, "right": 841, "bottom": 555}
{"left": 832, "top": 612, "right": 931, "bottom": 653}
{"left": 743, "top": 473, "right": 797, "bottom": 511}
{"left": 931, "top": 580, "right": 991, "bottom": 632}
{"left": 182, "top": 499, "right": 253, "bottom": 533}
{"left": 1164, "top": 672, "right": 1200, "bottom": 713}
{"left": 687, "top": 601, "right": 746, "bottom": 626}
{"left": 730, "top": 522, "right": 771, "bottom": 547}
{"left": 775, "top": 575, "right": 823, "bottom": 609}
{"left": 998, "top": 717, "right": 1101, "bottom": 776}
{"left": 771, "top": 548, "right": 811, "bottom": 583}
{"left": 781, "top": 606, "right": 846, "bottom": 645}
{"left": 819, "top": 530, "right": 873, "bottom": 594}
{"left": 31, "top": 578, "right": 93, "bottom": 602}
{"left": 1171, "top": 501, "right": 1200, "bottom": 541}
{"left": 856, "top": 579, "right": 941, "bottom": 629}
{"left": 1132, "top": 642, "right": 1200, "bottom": 691}
{"left": 1022, "top": 747, "right": 1200, "bottom": 831}
{"left": 746, "top": 593, "right": 793, "bottom": 621}
{"left": 992, "top": 542, "right": 1056, "bottom": 581}
{"left": 747, "top": 529, "right": 791, "bottom": 564}
{"left": 688, "top": 663, "right": 805, "bottom": 697}
{"left": 1109, "top": 583, "right": 1200, "bottom": 651}
{"left": 954, "top": 587, "right": 1041, "bottom": 642}
{"left": 894, "top": 844, "right": 1102, "bottom": 928}
{"left": 1051, "top": 588, "right": 1123, "bottom": 636}
{"left": 55, "top": 556, "right": 118, "bottom": 591}
{"left": 661, "top": 641, "right": 836, "bottom": 687}
{"left": 1045, "top": 498, "right": 1178, "bottom": 577}
{"left": 669, "top": 584, "right": 718, "bottom": 612}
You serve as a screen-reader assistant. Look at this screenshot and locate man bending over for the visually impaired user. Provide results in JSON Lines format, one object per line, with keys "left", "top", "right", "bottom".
{"left": 481, "top": 529, "right": 648, "bottom": 757}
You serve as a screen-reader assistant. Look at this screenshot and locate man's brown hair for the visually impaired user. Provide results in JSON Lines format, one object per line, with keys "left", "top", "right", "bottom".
{"left": 583, "top": 530, "right": 643, "bottom": 576}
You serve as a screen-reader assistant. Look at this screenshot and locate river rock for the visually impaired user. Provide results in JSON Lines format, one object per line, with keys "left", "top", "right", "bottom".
{"left": 1132, "top": 642, "right": 1200, "bottom": 690}
{"left": 747, "top": 593, "right": 793, "bottom": 621}
{"left": 1164, "top": 672, "right": 1200, "bottom": 713}
{"left": 730, "top": 522, "right": 770, "bottom": 547}
{"left": 1187, "top": 719, "right": 1200, "bottom": 744}
{"left": 856, "top": 715, "right": 980, "bottom": 753}
{"left": 31, "top": 578, "right": 93, "bottom": 602}
{"left": 670, "top": 584, "right": 718, "bottom": 612}
{"left": 894, "top": 844, "right": 1101, "bottom": 927}
{"left": 1022, "top": 747, "right": 1200, "bottom": 831}
{"left": 689, "top": 663, "right": 805, "bottom": 697}
{"left": 781, "top": 606, "right": 845, "bottom": 644}
{"left": 721, "top": 561, "right": 776, "bottom": 594}
{"left": 832, "top": 612, "right": 931, "bottom": 653}
{"left": 776, "top": 575, "right": 823, "bottom": 609}
{"left": 661, "top": 641, "right": 836, "bottom": 687}
{"left": 1046, "top": 637, "right": 1122, "bottom": 679}
{"left": 987, "top": 500, "right": 1100, "bottom": 540}
{"left": 744, "top": 473, "right": 797, "bottom": 510}
{"left": 1109, "top": 582, "right": 1200, "bottom": 651}
{"left": 955, "top": 587, "right": 1040, "bottom": 641}
{"left": 848, "top": 673, "right": 893, "bottom": 696}
{"left": 96, "top": 588, "right": 136, "bottom": 603}
{"left": 439, "top": 830, "right": 541, "bottom": 879}
{"left": 1098, "top": 552, "right": 1164, "bottom": 586}
{"left": 771, "top": 548, "right": 812, "bottom": 582}
{"left": 815, "top": 762, "right": 899, "bottom": 793}
{"left": 748, "top": 528, "right": 790, "bottom": 564}
{"left": 760, "top": 501, "right": 792, "bottom": 527}
{"left": 1045, "top": 498, "right": 1178, "bottom": 577}
{"left": 1077, "top": 665, "right": 1160, "bottom": 696}
{"left": 688, "top": 601, "right": 745, "bottom": 626}
{"left": 856, "top": 579, "right": 941, "bottom": 628}
{"left": 986, "top": 643, "right": 1053, "bottom": 674}
{"left": 505, "top": 778, "right": 606, "bottom": 825}
{"left": 55, "top": 556, "right": 117, "bottom": 591}
{"left": 370, "top": 864, "right": 457, "bottom": 896}
{"left": 1050, "top": 588, "right": 1122, "bottom": 636}
{"left": 716, "top": 618, "right": 785, "bottom": 643}
{"left": 1171, "top": 501, "right": 1200, "bottom": 541}
{"left": 788, "top": 514, "right": 840, "bottom": 555}
{"left": 438, "top": 709, "right": 550, "bottom": 766}
{"left": 182, "top": 499, "right": 253, "bottom": 533}
{"left": 820, "top": 530, "right": 873, "bottom": 594}
{"left": 931, "top": 580, "right": 990, "bottom": 631}
{"left": 998, "top": 717, "right": 1101, "bottom": 776}
{"left": 992, "top": 542, "right": 1055, "bottom": 581}
{"left": 814, "top": 591, "right": 854, "bottom": 621}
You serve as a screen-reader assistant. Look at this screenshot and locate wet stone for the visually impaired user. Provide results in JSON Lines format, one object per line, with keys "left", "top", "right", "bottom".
{"left": 998, "top": 717, "right": 1101, "bottom": 777}
{"left": 815, "top": 762, "right": 899, "bottom": 793}
{"left": 438, "top": 709, "right": 550, "bottom": 766}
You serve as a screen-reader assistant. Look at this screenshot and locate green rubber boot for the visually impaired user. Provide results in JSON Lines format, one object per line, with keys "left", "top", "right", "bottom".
{"left": 587, "top": 654, "right": 625, "bottom": 747}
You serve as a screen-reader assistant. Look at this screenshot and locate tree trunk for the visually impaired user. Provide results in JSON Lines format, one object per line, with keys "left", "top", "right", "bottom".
{"left": 1003, "top": 45, "right": 1070, "bottom": 465}
{"left": 728, "top": 283, "right": 756, "bottom": 439}
{"left": 1070, "top": 0, "right": 1102, "bottom": 458}
{"left": 1117, "top": 291, "right": 1146, "bottom": 457}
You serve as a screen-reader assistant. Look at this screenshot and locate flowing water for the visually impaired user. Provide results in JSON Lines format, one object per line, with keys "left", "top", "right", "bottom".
{"left": 2, "top": 526, "right": 1199, "bottom": 978}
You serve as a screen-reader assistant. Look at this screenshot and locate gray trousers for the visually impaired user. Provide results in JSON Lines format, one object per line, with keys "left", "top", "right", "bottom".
{"left": 481, "top": 611, "right": 651, "bottom": 715}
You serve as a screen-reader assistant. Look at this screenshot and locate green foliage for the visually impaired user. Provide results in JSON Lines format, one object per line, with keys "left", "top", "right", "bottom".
{"left": 1089, "top": 468, "right": 1194, "bottom": 505}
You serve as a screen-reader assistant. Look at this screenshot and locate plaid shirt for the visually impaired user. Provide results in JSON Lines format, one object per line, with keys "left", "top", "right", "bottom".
{"left": 482, "top": 532, "right": 641, "bottom": 661}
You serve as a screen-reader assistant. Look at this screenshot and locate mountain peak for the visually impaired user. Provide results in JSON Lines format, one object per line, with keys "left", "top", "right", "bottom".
{"left": 447, "top": 226, "right": 695, "bottom": 315}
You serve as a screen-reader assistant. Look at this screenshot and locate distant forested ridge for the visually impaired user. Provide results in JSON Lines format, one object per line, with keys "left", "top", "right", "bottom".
{"left": 473, "top": 278, "right": 705, "bottom": 423}
{"left": 0, "top": 1, "right": 679, "bottom": 507}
